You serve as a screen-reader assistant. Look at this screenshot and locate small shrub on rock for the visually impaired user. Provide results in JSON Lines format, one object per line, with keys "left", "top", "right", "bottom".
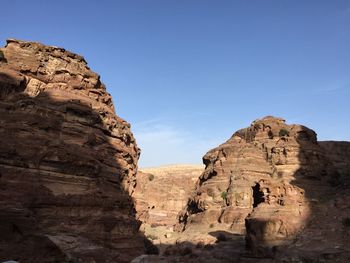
{"left": 279, "top": 128, "right": 290, "bottom": 137}
{"left": 221, "top": 191, "right": 227, "bottom": 200}
{"left": 148, "top": 174, "right": 155, "bottom": 181}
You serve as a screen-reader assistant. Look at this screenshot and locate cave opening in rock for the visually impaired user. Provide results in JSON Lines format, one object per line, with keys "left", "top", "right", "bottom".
{"left": 252, "top": 183, "right": 264, "bottom": 208}
{"left": 187, "top": 200, "right": 203, "bottom": 214}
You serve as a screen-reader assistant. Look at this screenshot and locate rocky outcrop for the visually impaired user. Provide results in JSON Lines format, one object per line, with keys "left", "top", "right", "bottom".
{"left": 133, "top": 165, "right": 203, "bottom": 229}
{"left": 177, "top": 116, "right": 339, "bottom": 255}
{"left": 0, "top": 39, "right": 145, "bottom": 262}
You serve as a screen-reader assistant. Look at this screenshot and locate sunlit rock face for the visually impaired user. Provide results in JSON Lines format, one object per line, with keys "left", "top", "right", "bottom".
{"left": 0, "top": 39, "right": 145, "bottom": 262}
{"left": 133, "top": 165, "right": 203, "bottom": 228}
{"left": 176, "top": 116, "right": 336, "bottom": 255}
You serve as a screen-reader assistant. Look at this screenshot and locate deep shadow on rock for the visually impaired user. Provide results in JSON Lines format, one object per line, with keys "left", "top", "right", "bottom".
{"left": 0, "top": 39, "right": 153, "bottom": 263}
{"left": 244, "top": 124, "right": 350, "bottom": 262}
{"left": 132, "top": 230, "right": 246, "bottom": 263}
{"left": 1, "top": 39, "right": 350, "bottom": 263}
{"left": 167, "top": 116, "right": 350, "bottom": 262}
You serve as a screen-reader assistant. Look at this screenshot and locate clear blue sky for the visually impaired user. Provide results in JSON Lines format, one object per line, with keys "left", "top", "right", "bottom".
{"left": 1, "top": 1, "right": 350, "bottom": 167}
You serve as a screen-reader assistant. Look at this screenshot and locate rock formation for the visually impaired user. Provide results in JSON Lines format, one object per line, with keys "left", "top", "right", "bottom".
{"left": 133, "top": 165, "right": 203, "bottom": 229}
{"left": 130, "top": 117, "right": 349, "bottom": 262}
{"left": 177, "top": 116, "right": 342, "bottom": 256}
{"left": 0, "top": 39, "right": 145, "bottom": 262}
{"left": 1, "top": 39, "right": 349, "bottom": 263}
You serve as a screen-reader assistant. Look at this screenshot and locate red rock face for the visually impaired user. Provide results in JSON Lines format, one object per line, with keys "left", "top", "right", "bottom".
{"left": 0, "top": 39, "right": 145, "bottom": 262}
{"left": 177, "top": 116, "right": 339, "bottom": 255}
{"left": 133, "top": 166, "right": 203, "bottom": 229}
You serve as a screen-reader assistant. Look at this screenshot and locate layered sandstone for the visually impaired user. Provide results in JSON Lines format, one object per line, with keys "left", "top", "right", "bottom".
{"left": 133, "top": 165, "right": 203, "bottom": 229}
{"left": 0, "top": 39, "right": 145, "bottom": 262}
{"left": 176, "top": 116, "right": 338, "bottom": 254}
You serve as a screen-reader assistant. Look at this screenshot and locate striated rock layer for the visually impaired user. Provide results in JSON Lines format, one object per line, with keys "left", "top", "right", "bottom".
{"left": 133, "top": 165, "right": 203, "bottom": 229}
{"left": 176, "top": 116, "right": 340, "bottom": 255}
{"left": 0, "top": 39, "right": 145, "bottom": 262}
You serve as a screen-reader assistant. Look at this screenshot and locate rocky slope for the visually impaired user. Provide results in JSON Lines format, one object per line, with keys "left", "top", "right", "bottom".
{"left": 175, "top": 116, "right": 349, "bottom": 261}
{"left": 0, "top": 39, "right": 145, "bottom": 262}
{"left": 131, "top": 117, "right": 349, "bottom": 262}
{"left": 133, "top": 165, "right": 203, "bottom": 230}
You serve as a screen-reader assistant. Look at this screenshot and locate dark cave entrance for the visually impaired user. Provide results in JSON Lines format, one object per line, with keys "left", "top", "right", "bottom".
{"left": 252, "top": 183, "right": 264, "bottom": 208}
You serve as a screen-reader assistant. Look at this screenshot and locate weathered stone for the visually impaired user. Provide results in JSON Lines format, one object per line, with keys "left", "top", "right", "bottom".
{"left": 133, "top": 165, "right": 203, "bottom": 229}
{"left": 176, "top": 116, "right": 339, "bottom": 256}
{"left": 0, "top": 39, "right": 144, "bottom": 262}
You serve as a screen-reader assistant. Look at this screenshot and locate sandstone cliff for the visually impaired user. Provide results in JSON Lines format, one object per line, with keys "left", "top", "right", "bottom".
{"left": 176, "top": 116, "right": 347, "bottom": 258}
{"left": 133, "top": 165, "right": 203, "bottom": 229}
{"left": 1, "top": 40, "right": 349, "bottom": 262}
{"left": 0, "top": 39, "right": 145, "bottom": 262}
{"left": 131, "top": 117, "right": 350, "bottom": 262}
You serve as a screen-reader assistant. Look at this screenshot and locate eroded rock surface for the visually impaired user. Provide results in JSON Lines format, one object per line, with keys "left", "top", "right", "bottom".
{"left": 0, "top": 39, "right": 145, "bottom": 262}
{"left": 176, "top": 116, "right": 347, "bottom": 258}
{"left": 129, "top": 117, "right": 350, "bottom": 262}
{"left": 134, "top": 165, "right": 203, "bottom": 229}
